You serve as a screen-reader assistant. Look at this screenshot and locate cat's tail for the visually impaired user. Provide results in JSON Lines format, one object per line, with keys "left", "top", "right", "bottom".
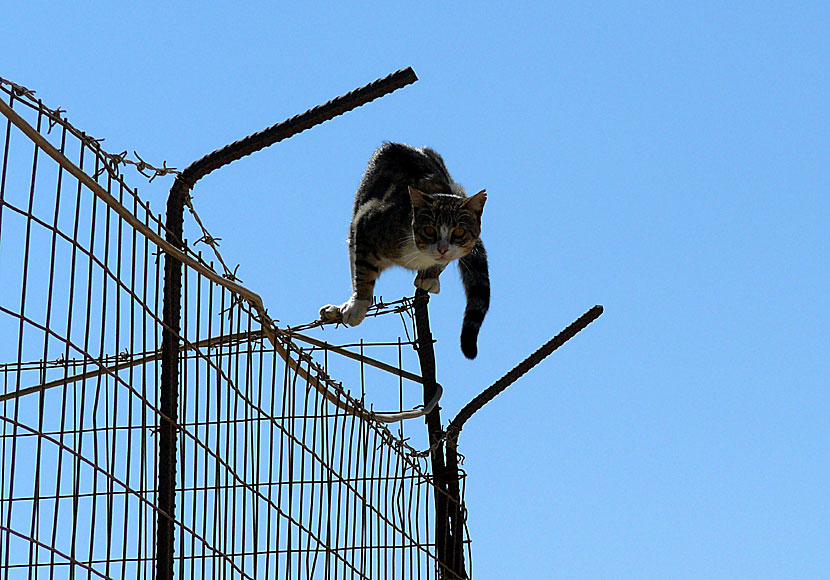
{"left": 458, "top": 240, "right": 490, "bottom": 359}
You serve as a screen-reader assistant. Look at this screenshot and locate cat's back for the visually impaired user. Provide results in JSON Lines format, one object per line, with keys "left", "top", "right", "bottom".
{"left": 354, "top": 143, "right": 454, "bottom": 208}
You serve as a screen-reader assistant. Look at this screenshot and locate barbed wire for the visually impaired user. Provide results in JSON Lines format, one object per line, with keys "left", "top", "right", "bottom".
{"left": 95, "top": 149, "right": 179, "bottom": 182}
{"left": 0, "top": 76, "right": 178, "bottom": 184}
{"left": 0, "top": 76, "right": 225, "bottom": 283}
{"left": 184, "top": 192, "right": 244, "bottom": 285}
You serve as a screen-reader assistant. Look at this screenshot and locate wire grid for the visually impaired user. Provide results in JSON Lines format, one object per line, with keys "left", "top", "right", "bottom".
{"left": 0, "top": 79, "right": 466, "bottom": 578}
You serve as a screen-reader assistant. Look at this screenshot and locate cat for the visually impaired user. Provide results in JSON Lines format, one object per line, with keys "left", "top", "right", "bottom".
{"left": 319, "top": 142, "right": 490, "bottom": 359}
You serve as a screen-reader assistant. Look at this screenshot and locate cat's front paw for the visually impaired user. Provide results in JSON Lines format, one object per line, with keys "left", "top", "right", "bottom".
{"left": 319, "top": 297, "right": 371, "bottom": 326}
{"left": 414, "top": 277, "right": 441, "bottom": 294}
{"left": 340, "top": 297, "right": 371, "bottom": 326}
{"left": 319, "top": 304, "right": 343, "bottom": 324}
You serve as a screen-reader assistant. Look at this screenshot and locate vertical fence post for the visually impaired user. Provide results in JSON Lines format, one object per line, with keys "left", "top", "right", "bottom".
{"left": 154, "top": 68, "right": 417, "bottom": 577}
{"left": 413, "top": 289, "right": 467, "bottom": 579}
{"left": 157, "top": 178, "right": 188, "bottom": 579}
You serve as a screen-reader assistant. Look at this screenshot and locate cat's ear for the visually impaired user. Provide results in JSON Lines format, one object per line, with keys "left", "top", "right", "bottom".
{"left": 409, "top": 186, "right": 433, "bottom": 208}
{"left": 463, "top": 189, "right": 487, "bottom": 216}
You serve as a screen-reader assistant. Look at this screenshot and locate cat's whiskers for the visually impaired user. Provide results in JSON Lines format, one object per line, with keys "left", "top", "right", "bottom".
{"left": 396, "top": 234, "right": 416, "bottom": 249}
{"left": 398, "top": 249, "right": 428, "bottom": 268}
{"left": 395, "top": 235, "right": 430, "bottom": 268}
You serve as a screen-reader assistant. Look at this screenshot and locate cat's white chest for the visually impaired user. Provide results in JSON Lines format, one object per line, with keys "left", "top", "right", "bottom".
{"left": 391, "top": 238, "right": 443, "bottom": 271}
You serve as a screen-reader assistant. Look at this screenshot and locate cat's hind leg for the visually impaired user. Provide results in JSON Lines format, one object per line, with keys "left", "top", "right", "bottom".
{"left": 414, "top": 264, "right": 446, "bottom": 294}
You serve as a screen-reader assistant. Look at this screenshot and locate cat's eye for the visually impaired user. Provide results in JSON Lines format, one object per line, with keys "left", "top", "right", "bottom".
{"left": 422, "top": 225, "right": 437, "bottom": 237}
{"left": 451, "top": 227, "right": 466, "bottom": 239}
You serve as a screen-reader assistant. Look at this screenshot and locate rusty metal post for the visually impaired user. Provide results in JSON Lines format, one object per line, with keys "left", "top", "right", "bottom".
{"left": 413, "top": 289, "right": 467, "bottom": 579}
{"left": 156, "top": 184, "right": 185, "bottom": 579}
{"left": 155, "top": 68, "right": 418, "bottom": 579}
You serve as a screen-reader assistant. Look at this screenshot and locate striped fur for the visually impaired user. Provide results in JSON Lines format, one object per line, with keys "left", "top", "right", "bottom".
{"left": 458, "top": 240, "right": 490, "bottom": 359}
{"left": 320, "top": 143, "right": 490, "bottom": 358}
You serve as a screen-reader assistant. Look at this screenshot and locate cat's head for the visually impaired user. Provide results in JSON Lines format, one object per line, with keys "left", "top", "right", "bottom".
{"left": 409, "top": 186, "right": 487, "bottom": 263}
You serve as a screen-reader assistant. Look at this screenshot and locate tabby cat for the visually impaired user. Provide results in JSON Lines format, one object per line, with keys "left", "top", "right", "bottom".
{"left": 319, "top": 142, "right": 490, "bottom": 359}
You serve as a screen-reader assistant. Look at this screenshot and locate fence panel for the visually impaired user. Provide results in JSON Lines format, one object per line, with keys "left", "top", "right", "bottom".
{"left": 1, "top": 77, "right": 458, "bottom": 580}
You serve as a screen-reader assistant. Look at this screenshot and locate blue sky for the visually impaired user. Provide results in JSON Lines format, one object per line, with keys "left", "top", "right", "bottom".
{"left": 4, "top": 1, "right": 829, "bottom": 578}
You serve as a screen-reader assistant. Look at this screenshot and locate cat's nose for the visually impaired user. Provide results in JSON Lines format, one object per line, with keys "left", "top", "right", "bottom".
{"left": 437, "top": 242, "right": 449, "bottom": 255}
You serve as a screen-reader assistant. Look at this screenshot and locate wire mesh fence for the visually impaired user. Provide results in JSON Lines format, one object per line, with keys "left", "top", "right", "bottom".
{"left": 0, "top": 76, "right": 470, "bottom": 579}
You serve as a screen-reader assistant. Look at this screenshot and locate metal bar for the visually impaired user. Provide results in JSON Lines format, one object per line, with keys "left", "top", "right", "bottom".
{"left": 1, "top": 328, "right": 424, "bottom": 407}
{"left": 171, "top": 68, "right": 418, "bottom": 190}
{"left": 16, "top": 100, "right": 41, "bottom": 578}
{"left": 157, "top": 122, "right": 185, "bottom": 580}
{"left": 411, "top": 289, "right": 465, "bottom": 579}
{"left": 288, "top": 331, "right": 423, "bottom": 384}
{"left": 449, "top": 305, "right": 604, "bottom": 436}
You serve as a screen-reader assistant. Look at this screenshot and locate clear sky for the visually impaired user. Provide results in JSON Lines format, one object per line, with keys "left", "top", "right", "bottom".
{"left": 4, "top": 1, "right": 829, "bottom": 578}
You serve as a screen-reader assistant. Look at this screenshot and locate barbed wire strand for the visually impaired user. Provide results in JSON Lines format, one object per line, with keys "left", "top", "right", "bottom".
{"left": 1, "top": 77, "right": 179, "bottom": 184}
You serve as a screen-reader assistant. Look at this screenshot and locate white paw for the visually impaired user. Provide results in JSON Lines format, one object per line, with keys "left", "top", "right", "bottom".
{"left": 340, "top": 297, "right": 371, "bottom": 326}
{"left": 415, "top": 277, "right": 441, "bottom": 294}
{"left": 319, "top": 298, "right": 371, "bottom": 325}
